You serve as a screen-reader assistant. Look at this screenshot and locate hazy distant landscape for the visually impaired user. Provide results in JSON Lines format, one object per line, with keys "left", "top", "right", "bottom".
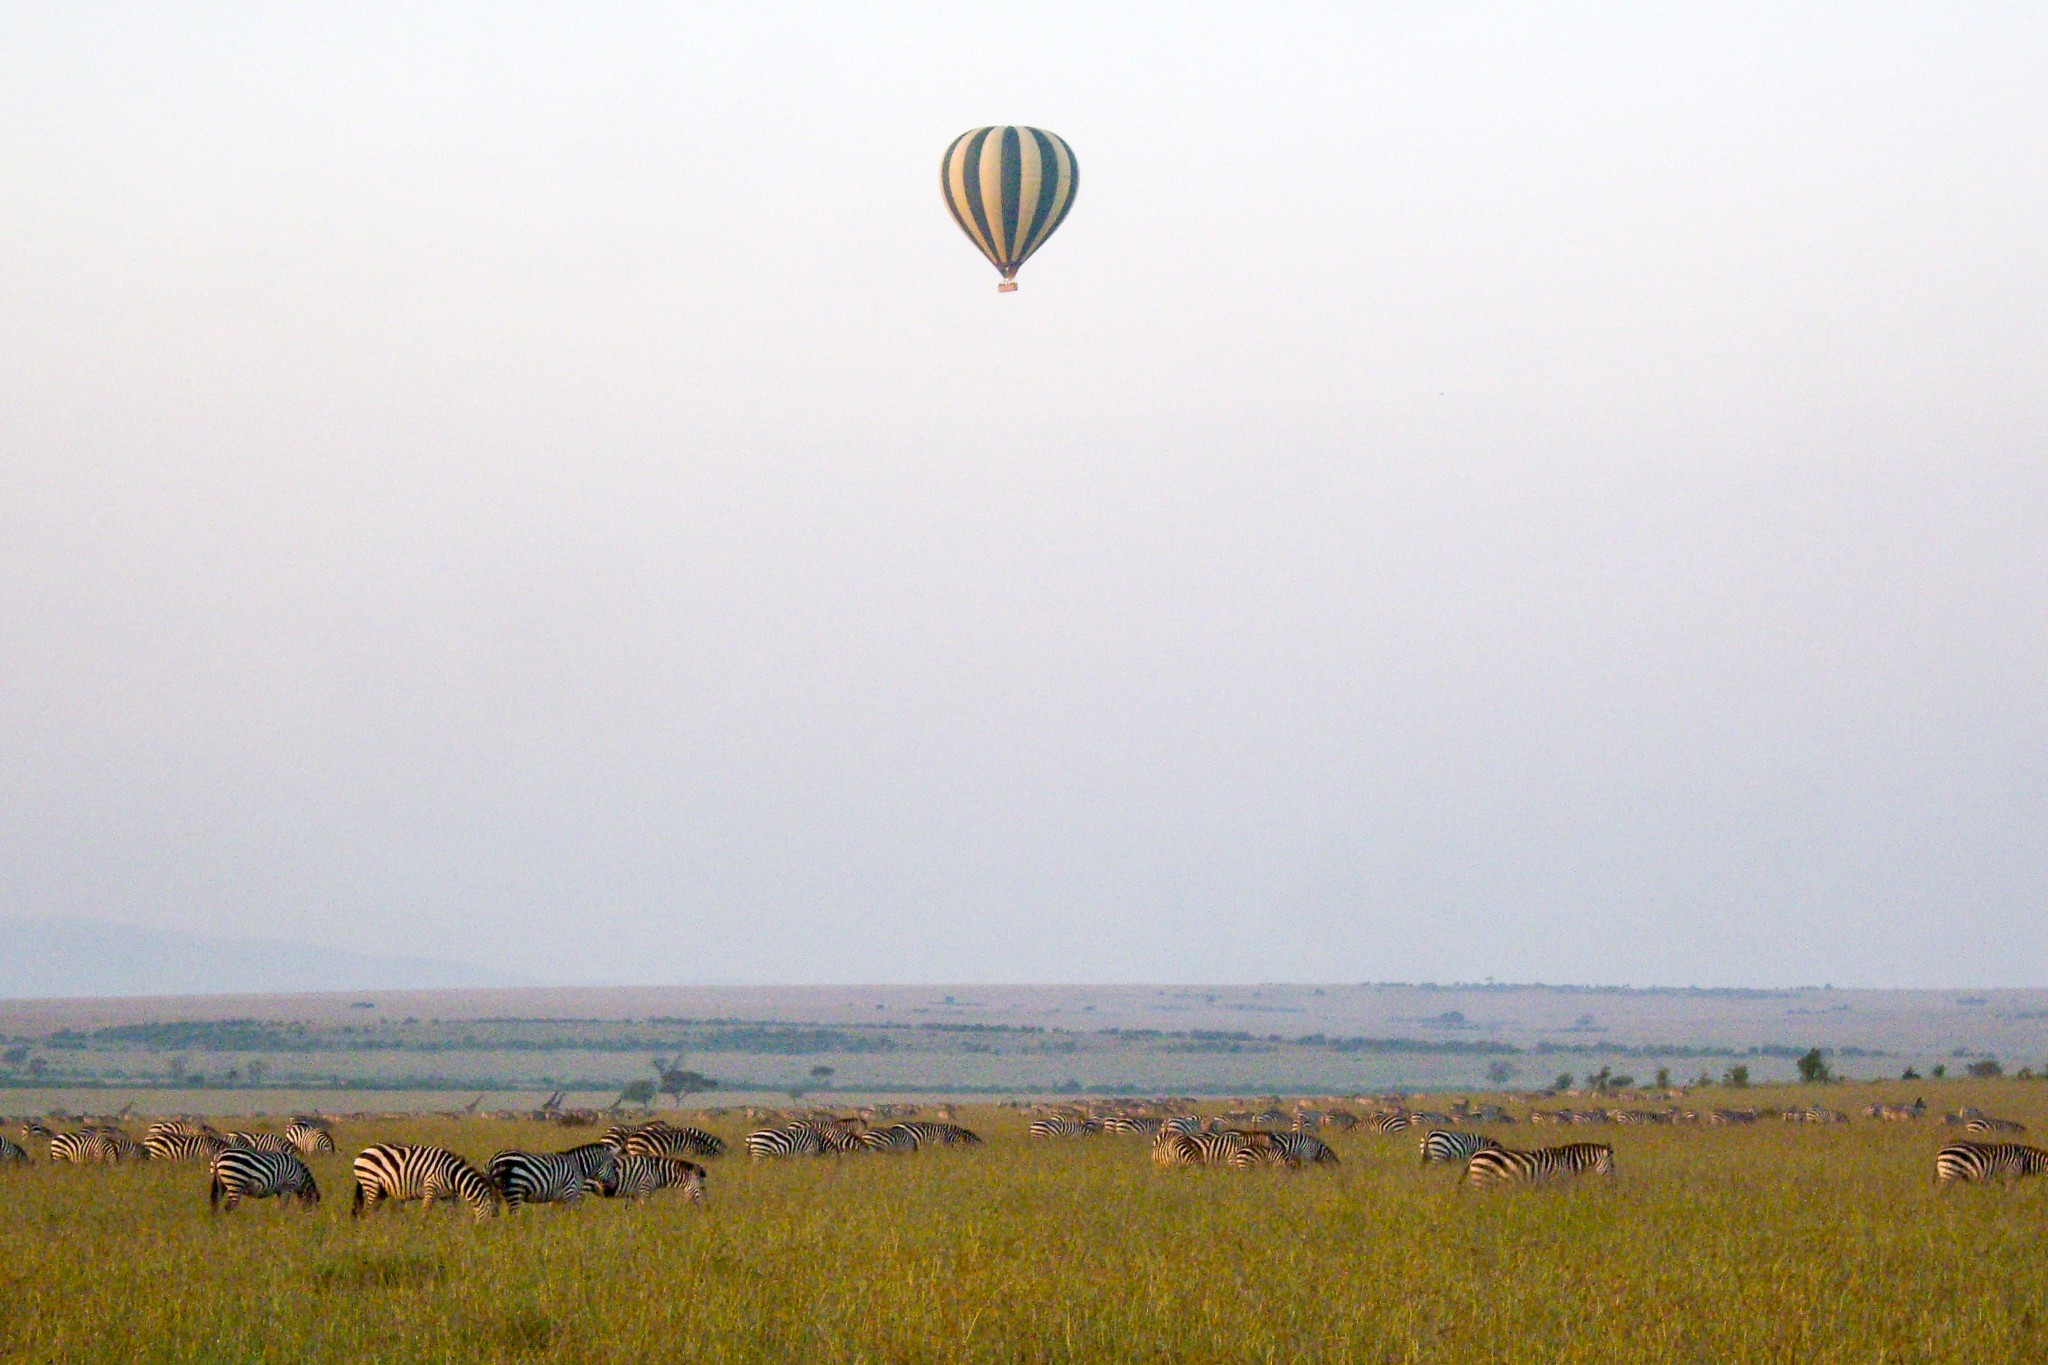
{"left": 4, "top": 980, "right": 2042, "bottom": 1110}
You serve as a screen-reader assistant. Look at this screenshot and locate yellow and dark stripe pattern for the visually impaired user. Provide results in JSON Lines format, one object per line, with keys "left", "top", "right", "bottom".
{"left": 941, "top": 126, "right": 1078, "bottom": 290}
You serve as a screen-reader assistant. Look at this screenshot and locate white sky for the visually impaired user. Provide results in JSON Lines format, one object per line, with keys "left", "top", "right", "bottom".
{"left": 2, "top": 3, "right": 2044, "bottom": 986}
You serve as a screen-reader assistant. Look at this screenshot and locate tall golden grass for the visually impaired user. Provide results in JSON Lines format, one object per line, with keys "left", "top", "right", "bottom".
{"left": 1, "top": 1082, "right": 2044, "bottom": 1363}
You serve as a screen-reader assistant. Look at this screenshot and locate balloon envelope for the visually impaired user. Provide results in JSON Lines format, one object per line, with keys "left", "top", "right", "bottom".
{"left": 941, "top": 127, "right": 1078, "bottom": 291}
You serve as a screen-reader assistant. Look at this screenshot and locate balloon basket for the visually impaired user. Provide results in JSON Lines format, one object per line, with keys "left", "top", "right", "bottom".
{"left": 997, "top": 281, "right": 1018, "bottom": 293}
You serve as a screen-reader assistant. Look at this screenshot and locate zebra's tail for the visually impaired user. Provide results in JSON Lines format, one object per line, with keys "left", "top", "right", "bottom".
{"left": 350, "top": 1180, "right": 366, "bottom": 1217}
{"left": 207, "top": 1175, "right": 222, "bottom": 1213}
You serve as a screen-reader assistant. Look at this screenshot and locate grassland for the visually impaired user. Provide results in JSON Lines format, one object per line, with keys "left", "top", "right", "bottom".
{"left": 2, "top": 1082, "right": 2047, "bottom": 1363}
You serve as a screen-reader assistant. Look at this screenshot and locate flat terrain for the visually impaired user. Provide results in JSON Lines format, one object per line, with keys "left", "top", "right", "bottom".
{"left": 4, "top": 1081, "right": 2048, "bottom": 1362}
{"left": 5, "top": 983, "right": 2044, "bottom": 1103}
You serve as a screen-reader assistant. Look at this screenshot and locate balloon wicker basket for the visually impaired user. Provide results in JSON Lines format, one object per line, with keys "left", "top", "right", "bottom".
{"left": 998, "top": 280, "right": 1018, "bottom": 293}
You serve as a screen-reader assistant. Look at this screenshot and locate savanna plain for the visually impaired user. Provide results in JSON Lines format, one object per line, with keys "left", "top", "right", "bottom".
{"left": 4, "top": 1082, "right": 2048, "bottom": 1364}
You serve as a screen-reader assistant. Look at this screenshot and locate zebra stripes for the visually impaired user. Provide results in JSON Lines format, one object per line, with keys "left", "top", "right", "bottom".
{"left": 745, "top": 1124, "right": 833, "bottom": 1160}
{"left": 225, "top": 1131, "right": 295, "bottom": 1155}
{"left": 1935, "top": 1141, "right": 2048, "bottom": 1186}
{"left": 351, "top": 1143, "right": 499, "bottom": 1221}
{"left": 144, "top": 1130, "right": 228, "bottom": 1164}
{"left": 488, "top": 1145, "right": 614, "bottom": 1209}
{"left": 1420, "top": 1129, "right": 1502, "bottom": 1165}
{"left": 209, "top": 1148, "right": 320, "bottom": 1212}
{"left": 1465, "top": 1143, "right": 1615, "bottom": 1188}
{"left": 50, "top": 1128, "right": 142, "bottom": 1164}
{"left": 1964, "top": 1117, "right": 2027, "bottom": 1135}
{"left": 941, "top": 126, "right": 1079, "bottom": 290}
{"left": 0, "top": 1137, "right": 26, "bottom": 1164}
{"left": 600, "top": 1155, "right": 707, "bottom": 1202}
{"left": 620, "top": 1123, "right": 725, "bottom": 1160}
{"left": 285, "top": 1119, "right": 337, "bottom": 1154}
{"left": 1027, "top": 1116, "right": 1102, "bottom": 1139}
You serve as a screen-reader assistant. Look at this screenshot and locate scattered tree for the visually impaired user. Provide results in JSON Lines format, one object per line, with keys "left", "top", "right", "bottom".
{"left": 809, "top": 1065, "right": 836, "bottom": 1080}
{"left": 1931, "top": 1064, "right": 1947, "bottom": 1079}
{"left": 1485, "top": 1060, "right": 1517, "bottom": 1085}
{"left": 1796, "top": 1049, "right": 1833, "bottom": 1084}
{"left": 1722, "top": 1065, "right": 1750, "bottom": 1088}
{"left": 1967, "top": 1058, "right": 2004, "bottom": 1079}
{"left": 660, "top": 1068, "right": 716, "bottom": 1102}
{"left": 1653, "top": 1067, "right": 1672, "bottom": 1090}
{"left": 1552, "top": 1073, "right": 1574, "bottom": 1093}
{"left": 616, "top": 1080, "right": 656, "bottom": 1109}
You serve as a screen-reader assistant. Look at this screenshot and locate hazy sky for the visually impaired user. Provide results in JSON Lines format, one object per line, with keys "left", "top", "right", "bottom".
{"left": 3, "top": 4, "right": 2044, "bottom": 987}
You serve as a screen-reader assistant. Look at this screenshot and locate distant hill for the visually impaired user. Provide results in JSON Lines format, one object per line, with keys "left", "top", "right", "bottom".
{"left": 0, "top": 916, "right": 513, "bottom": 999}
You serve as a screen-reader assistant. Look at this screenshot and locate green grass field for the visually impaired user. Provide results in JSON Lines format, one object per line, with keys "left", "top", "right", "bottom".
{"left": 3, "top": 1083, "right": 2046, "bottom": 1363}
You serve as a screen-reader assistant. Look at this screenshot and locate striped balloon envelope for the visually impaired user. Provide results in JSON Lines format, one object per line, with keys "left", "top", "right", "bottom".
{"left": 941, "top": 127, "right": 1078, "bottom": 292}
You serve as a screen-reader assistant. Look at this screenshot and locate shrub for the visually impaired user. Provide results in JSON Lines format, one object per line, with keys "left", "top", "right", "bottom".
{"left": 1723, "top": 1065, "right": 1750, "bottom": 1088}
{"left": 1967, "top": 1059, "right": 2003, "bottom": 1079}
{"left": 1796, "top": 1049, "right": 1833, "bottom": 1084}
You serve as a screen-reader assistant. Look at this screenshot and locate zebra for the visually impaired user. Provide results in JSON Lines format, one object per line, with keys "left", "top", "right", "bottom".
{"left": 1101, "top": 1115, "right": 1163, "bottom": 1136}
{"left": 598, "top": 1154, "right": 707, "bottom": 1202}
{"left": 1965, "top": 1117, "right": 2027, "bottom": 1135}
{"left": 1367, "top": 1112, "right": 1421, "bottom": 1134}
{"left": 19, "top": 1119, "right": 53, "bottom": 1141}
{"left": 1466, "top": 1143, "right": 1615, "bottom": 1188}
{"left": 1159, "top": 1116, "right": 1207, "bottom": 1138}
{"left": 1420, "top": 1129, "right": 1502, "bottom": 1165}
{"left": 285, "top": 1119, "right": 337, "bottom": 1155}
{"left": 1027, "top": 1116, "right": 1101, "bottom": 1138}
{"left": 209, "top": 1147, "right": 320, "bottom": 1212}
{"left": 488, "top": 1146, "right": 613, "bottom": 1209}
{"left": 1155, "top": 1131, "right": 1254, "bottom": 1168}
{"left": 0, "top": 1136, "right": 27, "bottom": 1164}
{"left": 1264, "top": 1132, "right": 1340, "bottom": 1165}
{"left": 896, "top": 1121, "right": 982, "bottom": 1148}
{"left": 146, "top": 1119, "right": 218, "bottom": 1145}
{"left": 622, "top": 1123, "right": 725, "bottom": 1159}
{"left": 1935, "top": 1141, "right": 2048, "bottom": 1187}
{"left": 745, "top": 1125, "right": 831, "bottom": 1160}
{"left": 859, "top": 1124, "right": 921, "bottom": 1153}
{"left": 144, "top": 1130, "right": 228, "bottom": 1164}
{"left": 50, "top": 1128, "right": 142, "bottom": 1164}
{"left": 225, "top": 1131, "right": 295, "bottom": 1155}
{"left": 1228, "top": 1143, "right": 1300, "bottom": 1170}
{"left": 351, "top": 1143, "right": 499, "bottom": 1221}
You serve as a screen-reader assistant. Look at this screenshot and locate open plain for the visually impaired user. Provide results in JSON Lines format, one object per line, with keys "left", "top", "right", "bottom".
{"left": 4, "top": 1080, "right": 2048, "bottom": 1363}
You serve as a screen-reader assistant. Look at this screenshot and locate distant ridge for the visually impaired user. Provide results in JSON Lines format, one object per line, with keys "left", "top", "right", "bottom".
{"left": 0, "top": 916, "right": 514, "bottom": 999}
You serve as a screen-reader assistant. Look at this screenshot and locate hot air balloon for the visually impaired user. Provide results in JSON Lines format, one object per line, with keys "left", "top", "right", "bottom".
{"left": 941, "top": 127, "right": 1078, "bottom": 292}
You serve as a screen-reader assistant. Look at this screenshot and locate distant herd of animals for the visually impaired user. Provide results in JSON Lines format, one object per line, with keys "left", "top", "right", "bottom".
{"left": 0, "top": 1092, "right": 2040, "bottom": 1216}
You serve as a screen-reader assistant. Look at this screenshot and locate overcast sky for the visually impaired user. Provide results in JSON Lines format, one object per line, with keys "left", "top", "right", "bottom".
{"left": 2, "top": 4, "right": 2043, "bottom": 987}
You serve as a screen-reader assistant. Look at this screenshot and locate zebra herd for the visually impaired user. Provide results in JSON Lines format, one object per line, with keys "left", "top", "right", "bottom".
{"left": 10, "top": 1098, "right": 2048, "bottom": 1211}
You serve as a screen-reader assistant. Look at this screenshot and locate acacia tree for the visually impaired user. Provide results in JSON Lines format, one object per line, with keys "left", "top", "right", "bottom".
{"left": 1796, "top": 1049, "right": 1833, "bottom": 1084}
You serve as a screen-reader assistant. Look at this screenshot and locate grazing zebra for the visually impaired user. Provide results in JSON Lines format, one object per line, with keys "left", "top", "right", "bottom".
{"left": 225, "top": 1131, "right": 295, "bottom": 1155}
{"left": 1027, "top": 1116, "right": 1101, "bottom": 1139}
{"left": 209, "top": 1147, "right": 320, "bottom": 1212}
{"left": 1101, "top": 1115, "right": 1163, "bottom": 1136}
{"left": 1228, "top": 1143, "right": 1299, "bottom": 1170}
{"left": 1263, "top": 1132, "right": 1339, "bottom": 1165}
{"left": 146, "top": 1119, "right": 218, "bottom": 1145}
{"left": 745, "top": 1125, "right": 830, "bottom": 1160}
{"left": 351, "top": 1143, "right": 499, "bottom": 1221}
{"left": 1935, "top": 1142, "right": 2048, "bottom": 1187}
{"left": 285, "top": 1119, "right": 337, "bottom": 1154}
{"left": 1367, "top": 1112, "right": 1421, "bottom": 1134}
{"left": 0, "top": 1137, "right": 27, "bottom": 1164}
{"left": 622, "top": 1123, "right": 725, "bottom": 1159}
{"left": 1965, "top": 1117, "right": 2027, "bottom": 1135}
{"left": 1465, "top": 1143, "right": 1616, "bottom": 1188}
{"left": 20, "top": 1119, "right": 53, "bottom": 1141}
{"left": 901, "top": 1121, "right": 982, "bottom": 1148}
{"left": 1420, "top": 1129, "right": 1502, "bottom": 1165}
{"left": 598, "top": 1154, "right": 707, "bottom": 1202}
{"left": 144, "top": 1130, "right": 228, "bottom": 1164}
{"left": 1154, "top": 1130, "right": 1253, "bottom": 1168}
{"left": 488, "top": 1147, "right": 612, "bottom": 1209}
{"left": 1159, "top": 1116, "right": 1207, "bottom": 1138}
{"left": 50, "top": 1128, "right": 142, "bottom": 1165}
{"left": 859, "top": 1124, "right": 920, "bottom": 1153}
